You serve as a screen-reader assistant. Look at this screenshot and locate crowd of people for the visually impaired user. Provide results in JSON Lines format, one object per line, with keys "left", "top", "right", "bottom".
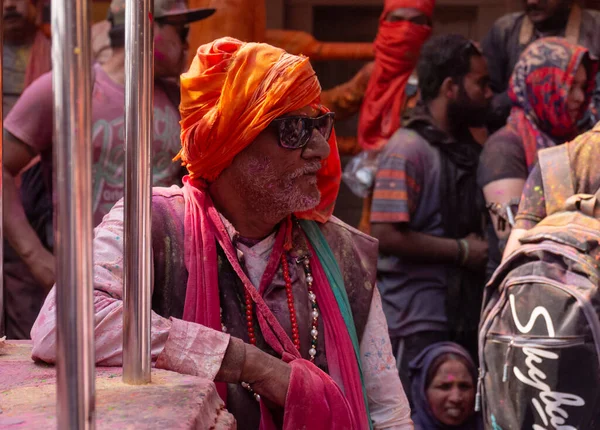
{"left": 3, "top": 0, "right": 599, "bottom": 428}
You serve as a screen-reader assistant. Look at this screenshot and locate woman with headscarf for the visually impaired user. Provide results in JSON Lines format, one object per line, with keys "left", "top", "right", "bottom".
{"left": 409, "top": 342, "right": 482, "bottom": 430}
{"left": 477, "top": 37, "right": 597, "bottom": 277}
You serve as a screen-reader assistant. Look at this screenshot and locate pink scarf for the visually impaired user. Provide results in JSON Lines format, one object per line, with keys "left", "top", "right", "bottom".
{"left": 181, "top": 177, "right": 369, "bottom": 429}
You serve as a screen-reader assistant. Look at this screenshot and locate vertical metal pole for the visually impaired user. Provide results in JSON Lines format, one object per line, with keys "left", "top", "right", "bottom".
{"left": 122, "top": 0, "right": 153, "bottom": 384}
{"left": 52, "top": 0, "right": 95, "bottom": 427}
{"left": 0, "top": 0, "right": 4, "bottom": 338}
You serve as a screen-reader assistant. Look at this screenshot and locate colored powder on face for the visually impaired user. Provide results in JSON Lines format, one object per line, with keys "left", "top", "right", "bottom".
{"left": 154, "top": 33, "right": 167, "bottom": 61}
{"left": 445, "top": 374, "right": 456, "bottom": 383}
{"left": 155, "top": 49, "right": 167, "bottom": 62}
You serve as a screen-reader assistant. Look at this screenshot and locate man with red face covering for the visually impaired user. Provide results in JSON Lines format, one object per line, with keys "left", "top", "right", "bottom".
{"left": 354, "top": 0, "right": 434, "bottom": 233}
{"left": 359, "top": 0, "right": 434, "bottom": 152}
{"left": 31, "top": 38, "right": 413, "bottom": 429}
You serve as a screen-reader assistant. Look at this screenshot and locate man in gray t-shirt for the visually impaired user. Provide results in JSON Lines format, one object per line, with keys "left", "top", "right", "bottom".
{"left": 370, "top": 35, "right": 490, "bottom": 401}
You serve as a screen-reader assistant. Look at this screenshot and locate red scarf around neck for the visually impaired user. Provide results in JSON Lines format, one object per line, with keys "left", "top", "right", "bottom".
{"left": 180, "top": 177, "right": 369, "bottom": 429}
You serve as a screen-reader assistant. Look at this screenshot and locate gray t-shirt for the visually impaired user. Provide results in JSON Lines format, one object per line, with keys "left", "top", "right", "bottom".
{"left": 2, "top": 42, "right": 32, "bottom": 118}
{"left": 371, "top": 128, "right": 448, "bottom": 338}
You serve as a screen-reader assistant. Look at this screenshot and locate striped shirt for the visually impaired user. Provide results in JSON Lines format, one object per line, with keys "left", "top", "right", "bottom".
{"left": 370, "top": 127, "right": 448, "bottom": 338}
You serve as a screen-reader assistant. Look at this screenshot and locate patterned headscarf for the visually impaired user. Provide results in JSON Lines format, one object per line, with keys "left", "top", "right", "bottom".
{"left": 507, "top": 37, "right": 597, "bottom": 170}
{"left": 176, "top": 37, "right": 341, "bottom": 223}
{"left": 358, "top": 0, "right": 435, "bottom": 151}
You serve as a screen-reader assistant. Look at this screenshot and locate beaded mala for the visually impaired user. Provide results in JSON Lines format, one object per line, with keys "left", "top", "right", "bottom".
{"left": 220, "top": 252, "right": 320, "bottom": 402}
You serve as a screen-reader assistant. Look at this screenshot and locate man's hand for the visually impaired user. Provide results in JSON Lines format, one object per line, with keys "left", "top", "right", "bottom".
{"left": 216, "top": 338, "right": 291, "bottom": 407}
{"left": 3, "top": 130, "right": 54, "bottom": 292}
{"left": 241, "top": 344, "right": 291, "bottom": 407}
{"left": 24, "top": 246, "right": 55, "bottom": 294}
{"left": 463, "top": 233, "right": 488, "bottom": 271}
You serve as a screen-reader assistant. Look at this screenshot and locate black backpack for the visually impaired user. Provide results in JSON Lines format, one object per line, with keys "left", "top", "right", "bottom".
{"left": 478, "top": 144, "right": 600, "bottom": 429}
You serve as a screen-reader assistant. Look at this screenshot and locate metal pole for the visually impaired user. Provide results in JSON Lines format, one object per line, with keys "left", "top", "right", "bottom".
{"left": 0, "top": 0, "right": 4, "bottom": 338}
{"left": 51, "top": 0, "right": 95, "bottom": 427}
{"left": 122, "top": 0, "right": 153, "bottom": 385}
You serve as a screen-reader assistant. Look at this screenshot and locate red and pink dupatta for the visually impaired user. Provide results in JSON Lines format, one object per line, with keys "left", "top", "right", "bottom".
{"left": 181, "top": 177, "right": 370, "bottom": 429}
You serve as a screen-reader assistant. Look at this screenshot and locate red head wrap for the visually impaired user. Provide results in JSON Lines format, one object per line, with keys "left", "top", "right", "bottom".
{"left": 358, "top": 0, "right": 435, "bottom": 151}
{"left": 383, "top": 0, "right": 434, "bottom": 18}
{"left": 177, "top": 37, "right": 341, "bottom": 223}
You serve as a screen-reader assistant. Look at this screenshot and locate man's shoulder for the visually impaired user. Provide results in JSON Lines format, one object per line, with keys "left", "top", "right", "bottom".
{"left": 582, "top": 8, "right": 600, "bottom": 21}
{"left": 152, "top": 186, "right": 185, "bottom": 211}
{"left": 318, "top": 217, "right": 378, "bottom": 294}
{"left": 485, "top": 126, "right": 522, "bottom": 149}
{"left": 385, "top": 127, "right": 434, "bottom": 158}
{"left": 152, "top": 185, "right": 184, "bottom": 199}
{"left": 490, "top": 12, "right": 525, "bottom": 36}
{"left": 10, "top": 68, "right": 53, "bottom": 98}
{"left": 318, "top": 217, "right": 379, "bottom": 264}
{"left": 321, "top": 216, "right": 378, "bottom": 247}
{"left": 151, "top": 186, "right": 185, "bottom": 235}
{"left": 580, "top": 8, "right": 600, "bottom": 36}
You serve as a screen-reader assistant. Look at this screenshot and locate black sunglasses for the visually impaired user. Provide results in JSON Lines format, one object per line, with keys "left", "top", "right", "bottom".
{"left": 270, "top": 112, "right": 335, "bottom": 150}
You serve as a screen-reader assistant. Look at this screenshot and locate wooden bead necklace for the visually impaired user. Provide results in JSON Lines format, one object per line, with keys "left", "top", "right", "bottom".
{"left": 220, "top": 252, "right": 320, "bottom": 402}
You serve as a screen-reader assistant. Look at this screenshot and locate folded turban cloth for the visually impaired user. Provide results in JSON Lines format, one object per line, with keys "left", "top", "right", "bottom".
{"left": 176, "top": 37, "right": 341, "bottom": 223}
{"left": 358, "top": 0, "right": 435, "bottom": 150}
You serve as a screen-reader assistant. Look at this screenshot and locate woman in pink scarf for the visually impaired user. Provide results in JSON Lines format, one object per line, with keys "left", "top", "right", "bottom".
{"left": 31, "top": 38, "right": 412, "bottom": 429}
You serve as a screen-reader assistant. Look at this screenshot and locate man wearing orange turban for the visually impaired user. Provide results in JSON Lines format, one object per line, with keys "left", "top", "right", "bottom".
{"left": 31, "top": 38, "right": 412, "bottom": 429}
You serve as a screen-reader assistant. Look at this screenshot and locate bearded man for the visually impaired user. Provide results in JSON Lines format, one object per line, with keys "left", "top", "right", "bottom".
{"left": 31, "top": 38, "right": 412, "bottom": 429}
{"left": 482, "top": 0, "right": 600, "bottom": 131}
{"left": 370, "top": 34, "right": 491, "bottom": 401}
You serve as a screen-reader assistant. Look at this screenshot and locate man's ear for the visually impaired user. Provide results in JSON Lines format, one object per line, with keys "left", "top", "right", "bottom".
{"left": 440, "top": 77, "right": 458, "bottom": 100}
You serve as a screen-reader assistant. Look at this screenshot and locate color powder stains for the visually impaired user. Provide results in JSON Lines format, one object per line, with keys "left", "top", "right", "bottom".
{"left": 155, "top": 50, "right": 167, "bottom": 62}
{"left": 490, "top": 414, "right": 504, "bottom": 430}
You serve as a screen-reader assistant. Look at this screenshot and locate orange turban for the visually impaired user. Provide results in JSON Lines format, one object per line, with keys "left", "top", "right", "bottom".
{"left": 177, "top": 37, "right": 341, "bottom": 223}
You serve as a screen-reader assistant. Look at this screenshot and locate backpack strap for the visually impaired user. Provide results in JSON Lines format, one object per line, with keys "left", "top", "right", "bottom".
{"left": 538, "top": 144, "right": 575, "bottom": 216}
